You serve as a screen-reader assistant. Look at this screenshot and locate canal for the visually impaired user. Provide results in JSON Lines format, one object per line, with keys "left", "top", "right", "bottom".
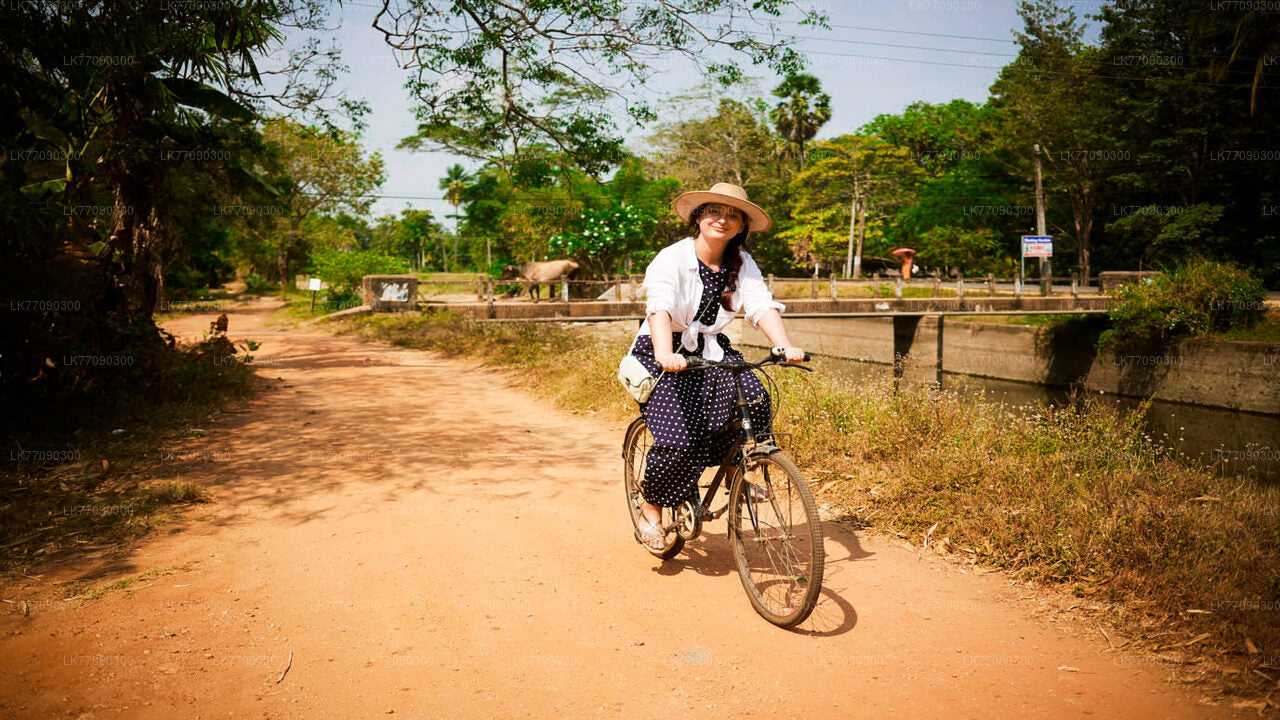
{"left": 812, "top": 355, "right": 1280, "bottom": 483}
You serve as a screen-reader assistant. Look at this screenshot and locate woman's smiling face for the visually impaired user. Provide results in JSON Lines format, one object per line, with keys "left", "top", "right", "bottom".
{"left": 697, "top": 203, "right": 746, "bottom": 243}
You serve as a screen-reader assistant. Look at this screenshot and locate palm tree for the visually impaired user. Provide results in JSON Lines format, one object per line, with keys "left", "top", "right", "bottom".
{"left": 438, "top": 164, "right": 473, "bottom": 270}
{"left": 1210, "top": 10, "right": 1280, "bottom": 116}
{"left": 769, "top": 74, "right": 832, "bottom": 170}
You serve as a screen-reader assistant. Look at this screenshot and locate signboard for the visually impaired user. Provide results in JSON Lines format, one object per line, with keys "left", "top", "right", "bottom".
{"left": 308, "top": 277, "right": 322, "bottom": 291}
{"left": 1021, "top": 235, "right": 1053, "bottom": 258}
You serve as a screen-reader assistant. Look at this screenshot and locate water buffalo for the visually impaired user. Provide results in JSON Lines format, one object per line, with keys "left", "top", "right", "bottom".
{"left": 499, "top": 259, "right": 580, "bottom": 302}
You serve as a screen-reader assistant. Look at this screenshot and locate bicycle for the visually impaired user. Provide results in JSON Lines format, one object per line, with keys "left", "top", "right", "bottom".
{"left": 621, "top": 347, "right": 825, "bottom": 628}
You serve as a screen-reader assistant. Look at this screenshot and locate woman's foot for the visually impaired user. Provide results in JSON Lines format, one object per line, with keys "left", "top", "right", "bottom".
{"left": 638, "top": 502, "right": 666, "bottom": 551}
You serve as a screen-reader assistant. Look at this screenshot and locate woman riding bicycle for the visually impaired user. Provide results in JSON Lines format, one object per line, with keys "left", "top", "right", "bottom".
{"left": 626, "top": 182, "right": 805, "bottom": 552}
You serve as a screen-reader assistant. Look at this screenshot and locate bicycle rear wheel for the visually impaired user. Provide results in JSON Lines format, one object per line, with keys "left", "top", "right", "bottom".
{"left": 728, "top": 452, "right": 824, "bottom": 628}
{"left": 622, "top": 417, "right": 684, "bottom": 559}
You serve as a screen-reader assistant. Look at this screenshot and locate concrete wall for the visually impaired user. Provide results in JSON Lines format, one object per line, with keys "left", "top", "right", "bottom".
{"left": 741, "top": 317, "right": 1280, "bottom": 415}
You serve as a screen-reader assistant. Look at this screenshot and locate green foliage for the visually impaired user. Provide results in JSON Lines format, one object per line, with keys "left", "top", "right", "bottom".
{"left": 387, "top": 1, "right": 823, "bottom": 175}
{"left": 370, "top": 209, "right": 446, "bottom": 271}
{"left": 457, "top": 154, "right": 679, "bottom": 274}
{"left": 770, "top": 73, "right": 832, "bottom": 169}
{"left": 311, "top": 249, "right": 409, "bottom": 299}
{"left": 548, "top": 204, "right": 658, "bottom": 277}
{"left": 244, "top": 274, "right": 276, "bottom": 294}
{"left": 780, "top": 135, "right": 922, "bottom": 273}
{"left": 1100, "top": 259, "right": 1267, "bottom": 347}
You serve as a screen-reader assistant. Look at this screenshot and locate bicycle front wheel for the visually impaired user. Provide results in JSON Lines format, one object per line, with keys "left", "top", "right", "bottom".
{"left": 728, "top": 452, "right": 824, "bottom": 628}
{"left": 622, "top": 417, "right": 684, "bottom": 560}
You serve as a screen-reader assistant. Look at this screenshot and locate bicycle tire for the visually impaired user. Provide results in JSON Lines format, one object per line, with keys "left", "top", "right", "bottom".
{"left": 728, "top": 451, "right": 824, "bottom": 628}
{"left": 622, "top": 417, "right": 684, "bottom": 560}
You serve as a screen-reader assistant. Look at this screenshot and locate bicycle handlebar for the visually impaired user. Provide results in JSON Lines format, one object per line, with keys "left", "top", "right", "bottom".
{"left": 681, "top": 346, "right": 813, "bottom": 372}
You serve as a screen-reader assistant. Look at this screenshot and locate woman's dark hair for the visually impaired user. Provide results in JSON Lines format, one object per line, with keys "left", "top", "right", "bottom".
{"left": 687, "top": 202, "right": 751, "bottom": 311}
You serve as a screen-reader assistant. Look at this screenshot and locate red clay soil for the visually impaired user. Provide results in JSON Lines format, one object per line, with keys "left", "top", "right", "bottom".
{"left": 0, "top": 298, "right": 1247, "bottom": 719}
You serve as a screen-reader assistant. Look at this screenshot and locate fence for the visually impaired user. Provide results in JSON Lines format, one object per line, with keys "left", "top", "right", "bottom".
{"left": 422, "top": 273, "right": 1109, "bottom": 304}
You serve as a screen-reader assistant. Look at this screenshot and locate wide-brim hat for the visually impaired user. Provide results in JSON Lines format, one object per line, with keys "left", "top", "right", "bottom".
{"left": 673, "top": 182, "right": 772, "bottom": 233}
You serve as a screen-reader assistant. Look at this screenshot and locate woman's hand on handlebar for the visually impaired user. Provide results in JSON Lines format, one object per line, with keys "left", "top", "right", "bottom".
{"left": 656, "top": 352, "right": 687, "bottom": 372}
{"left": 772, "top": 346, "right": 807, "bottom": 364}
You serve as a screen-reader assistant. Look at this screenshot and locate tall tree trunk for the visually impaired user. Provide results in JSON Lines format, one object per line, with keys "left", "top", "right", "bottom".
{"left": 276, "top": 248, "right": 290, "bottom": 291}
{"left": 111, "top": 166, "right": 167, "bottom": 316}
{"left": 1071, "top": 185, "right": 1095, "bottom": 283}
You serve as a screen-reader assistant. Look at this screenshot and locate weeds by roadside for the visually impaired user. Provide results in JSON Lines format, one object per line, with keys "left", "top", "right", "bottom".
{"left": 1, "top": 328, "right": 257, "bottom": 573}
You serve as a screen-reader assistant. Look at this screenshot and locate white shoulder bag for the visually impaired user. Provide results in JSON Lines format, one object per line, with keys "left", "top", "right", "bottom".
{"left": 618, "top": 355, "right": 661, "bottom": 404}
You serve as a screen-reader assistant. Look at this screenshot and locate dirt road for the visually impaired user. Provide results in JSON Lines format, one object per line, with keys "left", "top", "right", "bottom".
{"left": 0, "top": 299, "right": 1241, "bottom": 718}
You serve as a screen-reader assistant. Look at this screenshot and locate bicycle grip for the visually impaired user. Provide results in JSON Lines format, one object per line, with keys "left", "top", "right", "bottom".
{"left": 770, "top": 346, "right": 812, "bottom": 362}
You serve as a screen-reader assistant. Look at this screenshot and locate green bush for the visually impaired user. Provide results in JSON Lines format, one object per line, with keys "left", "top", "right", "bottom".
{"left": 311, "top": 249, "right": 408, "bottom": 298}
{"left": 1100, "top": 258, "right": 1266, "bottom": 347}
{"left": 243, "top": 273, "right": 276, "bottom": 294}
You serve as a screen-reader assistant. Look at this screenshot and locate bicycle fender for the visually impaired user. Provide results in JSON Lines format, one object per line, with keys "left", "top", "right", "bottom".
{"left": 747, "top": 444, "right": 781, "bottom": 459}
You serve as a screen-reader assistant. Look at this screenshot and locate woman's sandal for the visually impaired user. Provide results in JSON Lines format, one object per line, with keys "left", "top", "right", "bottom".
{"left": 636, "top": 518, "right": 667, "bottom": 551}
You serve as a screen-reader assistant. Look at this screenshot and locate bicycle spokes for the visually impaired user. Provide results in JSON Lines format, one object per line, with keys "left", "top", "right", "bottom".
{"left": 730, "top": 454, "right": 824, "bottom": 627}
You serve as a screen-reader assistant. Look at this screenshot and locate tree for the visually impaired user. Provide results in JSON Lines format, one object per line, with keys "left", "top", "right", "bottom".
{"left": 379, "top": 0, "right": 823, "bottom": 177}
{"left": 259, "top": 118, "right": 385, "bottom": 289}
{"left": 548, "top": 204, "right": 658, "bottom": 278}
{"left": 371, "top": 209, "right": 444, "bottom": 270}
{"left": 1093, "top": 0, "right": 1279, "bottom": 282}
{"left": 0, "top": 0, "right": 362, "bottom": 315}
{"left": 989, "top": 0, "right": 1120, "bottom": 281}
{"left": 778, "top": 136, "right": 922, "bottom": 276}
{"left": 862, "top": 100, "right": 1024, "bottom": 275}
{"left": 769, "top": 73, "right": 832, "bottom": 170}
{"left": 438, "top": 164, "right": 474, "bottom": 269}
{"left": 646, "top": 98, "right": 778, "bottom": 190}
{"left": 643, "top": 84, "right": 797, "bottom": 272}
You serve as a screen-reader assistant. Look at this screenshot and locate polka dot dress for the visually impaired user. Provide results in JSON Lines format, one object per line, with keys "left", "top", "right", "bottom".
{"left": 628, "top": 257, "right": 772, "bottom": 508}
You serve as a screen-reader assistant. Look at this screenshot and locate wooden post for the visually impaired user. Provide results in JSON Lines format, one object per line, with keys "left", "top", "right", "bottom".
{"left": 892, "top": 315, "right": 921, "bottom": 394}
{"left": 1015, "top": 273, "right": 1023, "bottom": 298}
{"left": 932, "top": 278, "right": 940, "bottom": 298}
{"left": 936, "top": 315, "right": 945, "bottom": 389}
{"left": 613, "top": 275, "right": 622, "bottom": 303}
{"left": 768, "top": 273, "right": 775, "bottom": 293}
{"left": 476, "top": 274, "right": 484, "bottom": 301}
{"left": 986, "top": 273, "right": 995, "bottom": 297}
{"left": 829, "top": 273, "right": 837, "bottom": 300}
{"left": 1071, "top": 273, "right": 1079, "bottom": 298}
{"left": 810, "top": 276, "right": 817, "bottom": 299}
{"left": 956, "top": 275, "right": 965, "bottom": 299}
{"left": 561, "top": 279, "right": 569, "bottom": 302}
{"left": 893, "top": 277, "right": 903, "bottom": 299}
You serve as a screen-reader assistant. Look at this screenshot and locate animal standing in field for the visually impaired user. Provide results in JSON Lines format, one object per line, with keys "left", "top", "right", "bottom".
{"left": 499, "top": 259, "right": 580, "bottom": 302}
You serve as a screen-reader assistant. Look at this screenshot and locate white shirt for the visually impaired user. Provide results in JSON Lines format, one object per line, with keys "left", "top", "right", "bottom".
{"left": 634, "top": 237, "right": 785, "bottom": 361}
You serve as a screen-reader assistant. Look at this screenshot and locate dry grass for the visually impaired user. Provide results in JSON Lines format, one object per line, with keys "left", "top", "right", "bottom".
{"left": 770, "top": 280, "right": 958, "bottom": 299}
{"left": 346, "top": 309, "right": 1280, "bottom": 698}
{"left": 1, "top": 332, "right": 254, "bottom": 574}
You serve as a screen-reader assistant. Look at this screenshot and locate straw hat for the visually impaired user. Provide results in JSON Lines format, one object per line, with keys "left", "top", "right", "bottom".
{"left": 672, "top": 182, "right": 772, "bottom": 233}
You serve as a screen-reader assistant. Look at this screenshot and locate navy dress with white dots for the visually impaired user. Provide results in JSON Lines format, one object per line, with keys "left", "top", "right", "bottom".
{"left": 628, "top": 257, "right": 772, "bottom": 508}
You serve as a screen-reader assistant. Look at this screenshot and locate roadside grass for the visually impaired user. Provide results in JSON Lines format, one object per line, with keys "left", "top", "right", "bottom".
{"left": 344, "top": 309, "right": 1280, "bottom": 697}
{"left": 270, "top": 288, "right": 365, "bottom": 321}
{"left": 70, "top": 562, "right": 198, "bottom": 604}
{"left": 771, "top": 280, "right": 958, "bottom": 299}
{"left": 951, "top": 313, "right": 1072, "bottom": 327}
{"left": 1215, "top": 307, "right": 1280, "bottom": 343}
{"left": 1, "top": 330, "right": 257, "bottom": 574}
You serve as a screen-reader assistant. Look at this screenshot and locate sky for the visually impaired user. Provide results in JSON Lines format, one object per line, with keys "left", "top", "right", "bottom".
{"left": 302, "top": 0, "right": 1104, "bottom": 224}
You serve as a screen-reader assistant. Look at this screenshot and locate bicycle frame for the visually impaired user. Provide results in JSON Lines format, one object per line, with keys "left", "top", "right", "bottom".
{"left": 674, "top": 357, "right": 802, "bottom": 535}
